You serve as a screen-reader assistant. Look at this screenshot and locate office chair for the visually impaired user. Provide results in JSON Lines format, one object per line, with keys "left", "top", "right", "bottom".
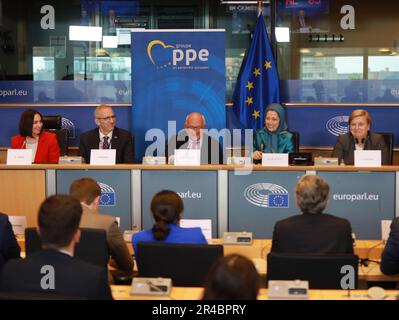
{"left": 25, "top": 227, "right": 109, "bottom": 270}
{"left": 267, "top": 252, "right": 359, "bottom": 289}
{"left": 136, "top": 242, "right": 224, "bottom": 287}
{"left": 376, "top": 132, "right": 394, "bottom": 165}
{"left": 42, "top": 115, "right": 69, "bottom": 156}
{"left": 290, "top": 131, "right": 300, "bottom": 153}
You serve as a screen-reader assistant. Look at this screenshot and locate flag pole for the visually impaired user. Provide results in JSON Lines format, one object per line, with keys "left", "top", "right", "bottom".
{"left": 257, "top": 0, "right": 263, "bottom": 16}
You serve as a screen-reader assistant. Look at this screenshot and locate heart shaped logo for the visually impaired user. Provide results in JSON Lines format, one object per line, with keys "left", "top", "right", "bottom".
{"left": 147, "top": 40, "right": 175, "bottom": 65}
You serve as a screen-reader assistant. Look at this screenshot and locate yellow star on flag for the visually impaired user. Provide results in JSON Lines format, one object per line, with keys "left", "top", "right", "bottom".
{"left": 253, "top": 68, "right": 261, "bottom": 77}
{"left": 246, "top": 81, "right": 254, "bottom": 90}
{"left": 245, "top": 96, "right": 253, "bottom": 106}
{"left": 252, "top": 110, "right": 260, "bottom": 119}
{"left": 264, "top": 60, "right": 272, "bottom": 69}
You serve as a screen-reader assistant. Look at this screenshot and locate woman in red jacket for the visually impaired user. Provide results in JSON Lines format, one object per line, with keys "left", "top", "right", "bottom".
{"left": 11, "top": 109, "right": 60, "bottom": 163}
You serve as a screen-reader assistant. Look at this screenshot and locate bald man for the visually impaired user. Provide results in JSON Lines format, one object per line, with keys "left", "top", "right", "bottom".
{"left": 167, "top": 112, "right": 223, "bottom": 164}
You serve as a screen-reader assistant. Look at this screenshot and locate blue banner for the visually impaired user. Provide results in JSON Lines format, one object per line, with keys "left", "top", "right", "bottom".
{"left": 131, "top": 30, "right": 226, "bottom": 162}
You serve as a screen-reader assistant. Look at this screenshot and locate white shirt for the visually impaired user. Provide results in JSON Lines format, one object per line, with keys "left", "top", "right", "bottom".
{"left": 25, "top": 138, "right": 38, "bottom": 162}
{"left": 99, "top": 130, "right": 113, "bottom": 149}
{"left": 187, "top": 137, "right": 202, "bottom": 150}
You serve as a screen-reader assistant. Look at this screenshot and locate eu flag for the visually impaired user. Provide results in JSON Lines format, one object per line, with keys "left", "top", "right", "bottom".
{"left": 230, "top": 13, "right": 280, "bottom": 131}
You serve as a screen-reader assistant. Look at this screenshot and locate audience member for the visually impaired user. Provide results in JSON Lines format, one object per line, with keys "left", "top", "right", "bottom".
{"left": 0, "top": 213, "right": 20, "bottom": 271}
{"left": 271, "top": 175, "right": 354, "bottom": 254}
{"left": 0, "top": 195, "right": 112, "bottom": 299}
{"left": 69, "top": 177, "right": 134, "bottom": 277}
{"left": 202, "top": 254, "right": 260, "bottom": 300}
{"left": 132, "top": 190, "right": 207, "bottom": 255}
{"left": 380, "top": 217, "right": 399, "bottom": 275}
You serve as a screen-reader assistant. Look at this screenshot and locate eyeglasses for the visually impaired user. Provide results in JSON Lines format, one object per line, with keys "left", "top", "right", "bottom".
{"left": 97, "top": 115, "right": 116, "bottom": 121}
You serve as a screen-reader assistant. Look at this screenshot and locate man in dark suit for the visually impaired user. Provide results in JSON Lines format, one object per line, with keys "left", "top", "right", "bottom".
{"left": 380, "top": 217, "right": 399, "bottom": 275}
{"left": 0, "top": 213, "right": 20, "bottom": 271}
{"left": 79, "top": 104, "right": 134, "bottom": 163}
{"left": 271, "top": 175, "right": 354, "bottom": 254}
{"left": 166, "top": 112, "right": 223, "bottom": 164}
{"left": 0, "top": 195, "right": 112, "bottom": 300}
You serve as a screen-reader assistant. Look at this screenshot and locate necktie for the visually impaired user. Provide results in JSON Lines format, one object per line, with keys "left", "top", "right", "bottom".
{"left": 102, "top": 136, "right": 110, "bottom": 149}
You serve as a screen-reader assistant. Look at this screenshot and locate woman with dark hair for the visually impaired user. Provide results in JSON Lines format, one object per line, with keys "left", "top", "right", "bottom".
{"left": 202, "top": 254, "right": 260, "bottom": 300}
{"left": 11, "top": 109, "right": 60, "bottom": 163}
{"left": 132, "top": 190, "right": 207, "bottom": 254}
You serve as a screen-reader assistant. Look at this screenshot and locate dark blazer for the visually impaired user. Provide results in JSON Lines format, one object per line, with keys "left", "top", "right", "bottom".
{"left": 166, "top": 133, "right": 223, "bottom": 164}
{"left": 332, "top": 132, "right": 389, "bottom": 165}
{"left": 78, "top": 127, "right": 134, "bottom": 164}
{"left": 0, "top": 249, "right": 112, "bottom": 300}
{"left": 11, "top": 131, "right": 60, "bottom": 164}
{"left": 271, "top": 213, "right": 354, "bottom": 254}
{"left": 0, "top": 213, "right": 20, "bottom": 271}
{"left": 381, "top": 217, "right": 399, "bottom": 275}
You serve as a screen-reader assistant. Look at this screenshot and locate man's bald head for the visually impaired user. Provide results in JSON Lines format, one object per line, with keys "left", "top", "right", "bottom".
{"left": 184, "top": 112, "right": 206, "bottom": 141}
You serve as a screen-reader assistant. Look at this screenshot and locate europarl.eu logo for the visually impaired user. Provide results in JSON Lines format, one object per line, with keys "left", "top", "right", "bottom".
{"left": 326, "top": 115, "right": 349, "bottom": 136}
{"left": 61, "top": 117, "right": 76, "bottom": 139}
{"left": 244, "top": 183, "right": 289, "bottom": 208}
{"left": 98, "top": 182, "right": 116, "bottom": 206}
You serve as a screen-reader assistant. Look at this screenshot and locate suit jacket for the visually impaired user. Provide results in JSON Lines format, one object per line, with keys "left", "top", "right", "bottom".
{"left": 11, "top": 131, "right": 60, "bottom": 164}
{"left": 166, "top": 133, "right": 223, "bottom": 164}
{"left": 0, "top": 249, "right": 112, "bottom": 300}
{"left": 78, "top": 127, "right": 134, "bottom": 164}
{"left": 332, "top": 132, "right": 389, "bottom": 165}
{"left": 271, "top": 213, "right": 354, "bottom": 254}
{"left": 381, "top": 217, "right": 399, "bottom": 275}
{"left": 80, "top": 207, "right": 133, "bottom": 272}
{"left": 0, "top": 213, "right": 20, "bottom": 271}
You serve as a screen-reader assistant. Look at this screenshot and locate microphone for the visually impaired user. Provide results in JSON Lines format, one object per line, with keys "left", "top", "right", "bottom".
{"left": 21, "top": 139, "right": 26, "bottom": 149}
{"left": 260, "top": 143, "right": 264, "bottom": 152}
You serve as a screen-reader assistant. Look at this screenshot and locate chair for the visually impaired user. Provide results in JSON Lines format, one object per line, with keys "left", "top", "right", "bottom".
{"left": 291, "top": 131, "right": 300, "bottom": 153}
{"left": 25, "top": 227, "right": 109, "bottom": 270}
{"left": 376, "top": 132, "right": 394, "bottom": 165}
{"left": 42, "top": 115, "right": 69, "bottom": 156}
{"left": 267, "top": 252, "right": 359, "bottom": 289}
{"left": 136, "top": 242, "right": 224, "bottom": 287}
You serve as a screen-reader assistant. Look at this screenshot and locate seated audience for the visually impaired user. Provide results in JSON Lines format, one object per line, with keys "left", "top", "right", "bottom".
{"left": 0, "top": 213, "right": 20, "bottom": 271}
{"left": 69, "top": 177, "right": 134, "bottom": 276}
{"left": 11, "top": 109, "right": 60, "bottom": 163}
{"left": 271, "top": 174, "right": 354, "bottom": 254}
{"left": 252, "top": 103, "right": 294, "bottom": 162}
{"left": 166, "top": 112, "right": 223, "bottom": 164}
{"left": 332, "top": 109, "right": 389, "bottom": 165}
{"left": 78, "top": 104, "right": 134, "bottom": 164}
{"left": 132, "top": 190, "right": 207, "bottom": 255}
{"left": 380, "top": 217, "right": 399, "bottom": 275}
{"left": 202, "top": 254, "right": 260, "bottom": 300}
{"left": 0, "top": 195, "right": 112, "bottom": 300}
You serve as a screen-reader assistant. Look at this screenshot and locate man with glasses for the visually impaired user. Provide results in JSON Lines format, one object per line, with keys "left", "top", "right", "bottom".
{"left": 166, "top": 112, "right": 223, "bottom": 164}
{"left": 79, "top": 104, "right": 134, "bottom": 163}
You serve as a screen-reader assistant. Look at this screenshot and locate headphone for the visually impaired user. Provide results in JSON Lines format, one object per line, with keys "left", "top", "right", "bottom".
{"left": 359, "top": 258, "right": 380, "bottom": 267}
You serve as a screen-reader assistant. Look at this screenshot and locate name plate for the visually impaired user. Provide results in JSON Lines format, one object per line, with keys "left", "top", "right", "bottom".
{"left": 90, "top": 149, "right": 116, "bottom": 165}
{"left": 262, "top": 153, "right": 289, "bottom": 166}
{"left": 7, "top": 149, "right": 32, "bottom": 165}
{"left": 142, "top": 156, "right": 166, "bottom": 165}
{"left": 354, "top": 150, "right": 381, "bottom": 167}
{"left": 174, "top": 149, "right": 201, "bottom": 166}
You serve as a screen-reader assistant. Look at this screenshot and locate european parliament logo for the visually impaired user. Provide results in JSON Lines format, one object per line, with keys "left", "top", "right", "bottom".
{"left": 326, "top": 116, "right": 349, "bottom": 136}
{"left": 61, "top": 117, "right": 76, "bottom": 139}
{"left": 244, "top": 183, "right": 289, "bottom": 208}
{"left": 98, "top": 182, "right": 116, "bottom": 206}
